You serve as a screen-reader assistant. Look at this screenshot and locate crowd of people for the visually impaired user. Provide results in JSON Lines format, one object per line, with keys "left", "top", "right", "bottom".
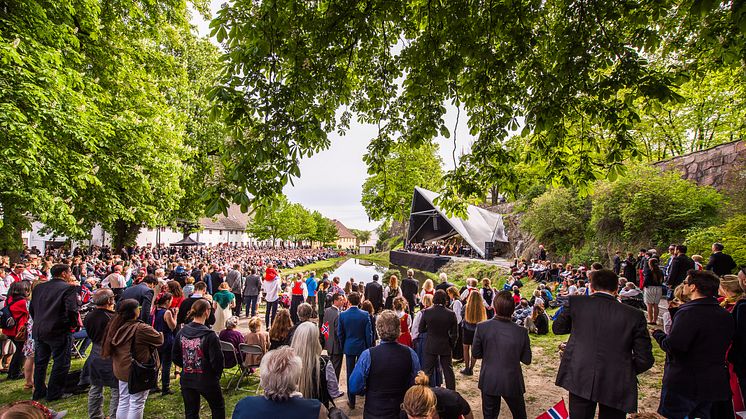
{"left": 0, "top": 241, "right": 743, "bottom": 419}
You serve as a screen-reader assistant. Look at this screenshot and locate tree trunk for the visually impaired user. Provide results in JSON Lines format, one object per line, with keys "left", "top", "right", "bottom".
{"left": 0, "top": 198, "right": 28, "bottom": 263}
{"left": 112, "top": 219, "right": 140, "bottom": 253}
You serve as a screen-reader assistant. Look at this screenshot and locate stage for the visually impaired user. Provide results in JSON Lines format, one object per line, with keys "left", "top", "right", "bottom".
{"left": 390, "top": 250, "right": 452, "bottom": 272}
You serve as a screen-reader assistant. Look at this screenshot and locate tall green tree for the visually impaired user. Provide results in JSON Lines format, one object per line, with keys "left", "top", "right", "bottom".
{"left": 1, "top": 0, "right": 104, "bottom": 257}
{"left": 361, "top": 142, "right": 443, "bottom": 223}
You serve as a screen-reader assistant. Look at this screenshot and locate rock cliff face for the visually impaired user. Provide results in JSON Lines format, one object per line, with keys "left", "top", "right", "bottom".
{"left": 484, "top": 202, "right": 539, "bottom": 261}
{"left": 654, "top": 140, "right": 746, "bottom": 193}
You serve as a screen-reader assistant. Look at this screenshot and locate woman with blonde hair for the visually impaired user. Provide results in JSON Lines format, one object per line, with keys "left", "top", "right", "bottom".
{"left": 384, "top": 275, "right": 402, "bottom": 310}
{"left": 461, "top": 291, "right": 487, "bottom": 376}
{"left": 419, "top": 279, "right": 435, "bottom": 303}
{"left": 290, "top": 322, "right": 342, "bottom": 407}
{"left": 401, "top": 371, "right": 473, "bottom": 419}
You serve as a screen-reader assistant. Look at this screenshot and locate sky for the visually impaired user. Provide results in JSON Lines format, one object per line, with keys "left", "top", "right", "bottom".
{"left": 192, "top": 4, "right": 473, "bottom": 231}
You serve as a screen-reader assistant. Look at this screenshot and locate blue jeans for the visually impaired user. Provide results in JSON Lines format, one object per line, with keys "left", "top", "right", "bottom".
{"left": 34, "top": 333, "right": 72, "bottom": 401}
{"left": 244, "top": 295, "right": 258, "bottom": 317}
{"left": 159, "top": 344, "right": 173, "bottom": 392}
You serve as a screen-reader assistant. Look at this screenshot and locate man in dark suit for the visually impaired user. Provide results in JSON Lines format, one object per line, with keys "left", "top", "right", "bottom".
{"left": 337, "top": 292, "right": 373, "bottom": 409}
{"left": 473, "top": 290, "right": 532, "bottom": 419}
{"left": 29, "top": 264, "right": 80, "bottom": 402}
{"left": 553, "top": 269, "right": 654, "bottom": 419}
{"left": 706, "top": 242, "right": 737, "bottom": 276}
{"left": 401, "top": 269, "right": 419, "bottom": 315}
{"left": 666, "top": 244, "right": 695, "bottom": 289}
{"left": 120, "top": 274, "right": 157, "bottom": 324}
{"left": 653, "top": 270, "right": 734, "bottom": 418}
{"left": 176, "top": 281, "right": 216, "bottom": 327}
{"left": 322, "top": 293, "right": 346, "bottom": 379}
{"left": 364, "top": 274, "right": 384, "bottom": 313}
{"left": 418, "top": 289, "right": 459, "bottom": 390}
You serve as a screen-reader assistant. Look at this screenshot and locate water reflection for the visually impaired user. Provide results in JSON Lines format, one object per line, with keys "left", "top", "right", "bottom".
{"left": 328, "top": 258, "right": 431, "bottom": 287}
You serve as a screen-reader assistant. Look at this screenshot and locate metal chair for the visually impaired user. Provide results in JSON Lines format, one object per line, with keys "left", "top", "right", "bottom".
{"left": 219, "top": 340, "right": 241, "bottom": 390}
{"left": 236, "top": 344, "right": 264, "bottom": 392}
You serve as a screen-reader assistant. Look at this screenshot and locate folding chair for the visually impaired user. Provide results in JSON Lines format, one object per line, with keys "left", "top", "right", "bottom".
{"left": 219, "top": 340, "right": 241, "bottom": 390}
{"left": 71, "top": 337, "right": 87, "bottom": 359}
{"left": 236, "top": 344, "right": 263, "bottom": 392}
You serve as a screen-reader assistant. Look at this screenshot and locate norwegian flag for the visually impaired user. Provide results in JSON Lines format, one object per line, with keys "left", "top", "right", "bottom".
{"left": 536, "top": 399, "right": 569, "bottom": 419}
{"left": 321, "top": 321, "right": 330, "bottom": 340}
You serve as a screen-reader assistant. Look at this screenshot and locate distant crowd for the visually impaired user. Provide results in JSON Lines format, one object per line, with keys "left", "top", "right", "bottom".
{"left": 0, "top": 241, "right": 743, "bottom": 419}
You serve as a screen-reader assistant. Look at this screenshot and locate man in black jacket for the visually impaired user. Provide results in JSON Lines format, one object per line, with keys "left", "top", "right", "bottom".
{"left": 120, "top": 274, "right": 157, "bottom": 324}
{"left": 706, "top": 242, "right": 737, "bottom": 276}
{"left": 177, "top": 281, "right": 216, "bottom": 327}
{"left": 653, "top": 270, "right": 734, "bottom": 418}
{"left": 419, "top": 290, "right": 459, "bottom": 390}
{"left": 29, "top": 264, "right": 80, "bottom": 402}
{"left": 401, "top": 269, "right": 419, "bottom": 315}
{"left": 364, "top": 274, "right": 384, "bottom": 313}
{"left": 666, "top": 244, "right": 695, "bottom": 290}
{"left": 553, "top": 269, "right": 654, "bottom": 419}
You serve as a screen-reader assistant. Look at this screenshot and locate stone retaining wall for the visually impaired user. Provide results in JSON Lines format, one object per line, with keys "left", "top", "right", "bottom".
{"left": 653, "top": 140, "right": 746, "bottom": 190}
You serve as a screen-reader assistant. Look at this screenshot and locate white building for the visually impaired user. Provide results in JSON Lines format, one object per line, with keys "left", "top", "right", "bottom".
{"left": 23, "top": 205, "right": 256, "bottom": 252}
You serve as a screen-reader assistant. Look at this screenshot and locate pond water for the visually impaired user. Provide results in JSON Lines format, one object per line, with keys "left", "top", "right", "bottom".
{"left": 326, "top": 258, "right": 431, "bottom": 287}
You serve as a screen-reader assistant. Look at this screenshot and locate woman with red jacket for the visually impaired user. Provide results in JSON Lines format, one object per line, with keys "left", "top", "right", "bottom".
{"left": 3, "top": 281, "right": 30, "bottom": 380}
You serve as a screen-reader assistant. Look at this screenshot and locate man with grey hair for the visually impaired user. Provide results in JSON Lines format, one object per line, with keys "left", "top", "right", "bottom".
{"left": 232, "top": 346, "right": 327, "bottom": 418}
{"left": 349, "top": 310, "right": 420, "bottom": 418}
{"left": 435, "top": 272, "right": 454, "bottom": 292}
{"left": 84, "top": 288, "right": 119, "bottom": 419}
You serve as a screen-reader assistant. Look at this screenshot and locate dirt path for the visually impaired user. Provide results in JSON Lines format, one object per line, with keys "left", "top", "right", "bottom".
{"left": 331, "top": 337, "right": 663, "bottom": 418}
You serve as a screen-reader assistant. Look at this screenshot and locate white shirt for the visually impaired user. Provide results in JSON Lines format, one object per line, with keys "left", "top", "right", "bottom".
{"left": 411, "top": 310, "right": 424, "bottom": 340}
{"left": 452, "top": 299, "right": 463, "bottom": 324}
{"left": 262, "top": 279, "right": 280, "bottom": 302}
{"left": 384, "top": 286, "right": 402, "bottom": 301}
{"left": 567, "top": 285, "right": 578, "bottom": 295}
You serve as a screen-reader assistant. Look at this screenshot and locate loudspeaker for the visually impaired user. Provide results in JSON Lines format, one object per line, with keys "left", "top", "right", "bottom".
{"left": 432, "top": 216, "right": 439, "bottom": 231}
{"left": 484, "top": 241, "right": 495, "bottom": 260}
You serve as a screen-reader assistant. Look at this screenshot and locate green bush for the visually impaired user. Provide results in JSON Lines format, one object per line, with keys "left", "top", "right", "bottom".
{"left": 522, "top": 187, "right": 591, "bottom": 256}
{"left": 686, "top": 214, "right": 746, "bottom": 267}
{"left": 590, "top": 165, "right": 723, "bottom": 249}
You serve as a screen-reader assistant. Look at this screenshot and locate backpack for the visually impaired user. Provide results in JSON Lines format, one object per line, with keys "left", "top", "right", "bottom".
{"left": 0, "top": 304, "right": 16, "bottom": 330}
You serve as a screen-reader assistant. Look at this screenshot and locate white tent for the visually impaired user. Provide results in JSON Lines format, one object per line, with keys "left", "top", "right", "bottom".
{"left": 407, "top": 187, "right": 508, "bottom": 258}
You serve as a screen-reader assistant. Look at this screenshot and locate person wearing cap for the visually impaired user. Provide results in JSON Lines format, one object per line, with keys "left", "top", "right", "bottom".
{"left": 364, "top": 274, "right": 384, "bottom": 313}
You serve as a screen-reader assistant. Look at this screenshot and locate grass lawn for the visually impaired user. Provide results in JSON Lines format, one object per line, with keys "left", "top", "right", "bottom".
{"left": 280, "top": 256, "right": 348, "bottom": 276}
{"left": 0, "top": 358, "right": 260, "bottom": 418}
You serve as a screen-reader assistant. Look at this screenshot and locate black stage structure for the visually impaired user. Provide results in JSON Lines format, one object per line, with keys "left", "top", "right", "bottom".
{"left": 398, "top": 187, "right": 509, "bottom": 271}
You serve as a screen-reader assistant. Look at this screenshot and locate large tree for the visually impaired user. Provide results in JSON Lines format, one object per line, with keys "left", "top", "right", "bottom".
{"left": 361, "top": 142, "right": 443, "bottom": 223}
{"left": 208, "top": 0, "right": 745, "bottom": 214}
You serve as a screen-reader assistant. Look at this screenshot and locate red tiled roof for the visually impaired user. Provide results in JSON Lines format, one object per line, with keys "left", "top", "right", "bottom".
{"left": 333, "top": 220, "right": 356, "bottom": 239}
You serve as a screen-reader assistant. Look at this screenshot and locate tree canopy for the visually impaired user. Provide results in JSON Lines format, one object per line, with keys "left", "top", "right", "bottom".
{"left": 209, "top": 0, "right": 746, "bottom": 215}
{"left": 247, "top": 196, "right": 339, "bottom": 244}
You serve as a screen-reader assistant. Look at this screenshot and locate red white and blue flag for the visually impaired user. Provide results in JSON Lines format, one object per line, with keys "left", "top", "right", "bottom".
{"left": 536, "top": 399, "right": 569, "bottom": 419}
{"left": 321, "top": 321, "right": 330, "bottom": 340}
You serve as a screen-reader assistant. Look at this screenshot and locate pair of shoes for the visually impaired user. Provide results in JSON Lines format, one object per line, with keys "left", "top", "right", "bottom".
{"left": 347, "top": 401, "right": 355, "bottom": 410}
{"left": 647, "top": 321, "right": 657, "bottom": 325}
{"left": 161, "top": 389, "right": 174, "bottom": 396}
{"left": 23, "top": 383, "right": 33, "bottom": 390}
{"left": 459, "top": 368, "right": 473, "bottom": 376}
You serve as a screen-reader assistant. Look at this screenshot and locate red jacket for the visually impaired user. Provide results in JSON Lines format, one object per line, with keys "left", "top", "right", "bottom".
{"left": 2, "top": 297, "right": 29, "bottom": 338}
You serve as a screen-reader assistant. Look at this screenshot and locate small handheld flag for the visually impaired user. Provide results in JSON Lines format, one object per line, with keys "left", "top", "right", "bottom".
{"left": 321, "top": 321, "right": 330, "bottom": 340}
{"left": 536, "top": 399, "right": 569, "bottom": 419}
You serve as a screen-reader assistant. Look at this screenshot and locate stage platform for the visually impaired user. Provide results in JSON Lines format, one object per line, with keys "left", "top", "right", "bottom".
{"left": 390, "top": 250, "right": 452, "bottom": 272}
